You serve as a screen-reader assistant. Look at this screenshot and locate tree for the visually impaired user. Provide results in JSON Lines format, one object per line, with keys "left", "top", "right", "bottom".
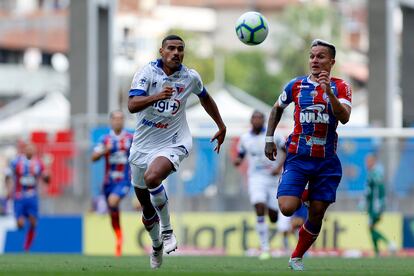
{"left": 272, "top": 2, "right": 341, "bottom": 78}
{"left": 224, "top": 51, "right": 282, "bottom": 105}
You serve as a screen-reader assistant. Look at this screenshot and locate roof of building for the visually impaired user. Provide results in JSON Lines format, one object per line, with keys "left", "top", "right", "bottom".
{"left": 0, "top": 9, "right": 67, "bottom": 53}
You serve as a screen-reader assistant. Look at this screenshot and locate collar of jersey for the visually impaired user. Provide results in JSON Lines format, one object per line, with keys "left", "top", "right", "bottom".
{"left": 250, "top": 127, "right": 266, "bottom": 135}
{"left": 110, "top": 129, "right": 126, "bottom": 138}
{"left": 307, "top": 75, "right": 319, "bottom": 86}
{"left": 156, "top": 59, "right": 183, "bottom": 73}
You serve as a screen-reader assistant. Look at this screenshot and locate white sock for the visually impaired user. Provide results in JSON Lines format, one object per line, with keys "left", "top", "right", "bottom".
{"left": 283, "top": 234, "right": 289, "bottom": 249}
{"left": 148, "top": 185, "right": 171, "bottom": 232}
{"left": 256, "top": 216, "right": 269, "bottom": 252}
{"left": 148, "top": 221, "right": 162, "bottom": 248}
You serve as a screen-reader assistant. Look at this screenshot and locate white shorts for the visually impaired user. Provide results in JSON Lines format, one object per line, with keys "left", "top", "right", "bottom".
{"left": 277, "top": 211, "right": 292, "bottom": 232}
{"left": 129, "top": 146, "right": 189, "bottom": 189}
{"left": 247, "top": 175, "right": 279, "bottom": 211}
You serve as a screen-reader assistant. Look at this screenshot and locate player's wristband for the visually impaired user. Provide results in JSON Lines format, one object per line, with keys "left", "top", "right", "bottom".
{"left": 265, "top": 136, "right": 274, "bottom": 143}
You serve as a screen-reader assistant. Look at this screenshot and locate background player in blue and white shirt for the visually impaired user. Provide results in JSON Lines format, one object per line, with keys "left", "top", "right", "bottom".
{"left": 91, "top": 110, "right": 133, "bottom": 257}
{"left": 128, "top": 34, "right": 226, "bottom": 269}
{"left": 5, "top": 142, "right": 49, "bottom": 252}
{"left": 265, "top": 39, "right": 352, "bottom": 271}
{"left": 234, "top": 110, "right": 287, "bottom": 260}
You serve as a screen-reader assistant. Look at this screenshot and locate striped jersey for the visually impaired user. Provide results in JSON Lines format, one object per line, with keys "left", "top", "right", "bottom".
{"left": 237, "top": 129, "right": 286, "bottom": 178}
{"left": 278, "top": 75, "right": 352, "bottom": 158}
{"left": 128, "top": 59, "right": 207, "bottom": 154}
{"left": 9, "top": 155, "right": 46, "bottom": 199}
{"left": 94, "top": 130, "right": 133, "bottom": 185}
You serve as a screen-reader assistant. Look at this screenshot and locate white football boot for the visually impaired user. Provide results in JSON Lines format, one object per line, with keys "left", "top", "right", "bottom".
{"left": 150, "top": 244, "right": 163, "bottom": 269}
{"left": 161, "top": 230, "right": 177, "bottom": 254}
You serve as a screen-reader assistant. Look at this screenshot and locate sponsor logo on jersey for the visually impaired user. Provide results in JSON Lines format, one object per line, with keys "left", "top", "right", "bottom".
{"left": 153, "top": 99, "right": 181, "bottom": 115}
{"left": 304, "top": 135, "right": 327, "bottom": 146}
{"left": 20, "top": 176, "right": 36, "bottom": 186}
{"left": 300, "top": 104, "right": 329, "bottom": 124}
{"left": 141, "top": 118, "right": 169, "bottom": 129}
{"left": 109, "top": 151, "right": 128, "bottom": 165}
{"left": 310, "top": 90, "right": 318, "bottom": 97}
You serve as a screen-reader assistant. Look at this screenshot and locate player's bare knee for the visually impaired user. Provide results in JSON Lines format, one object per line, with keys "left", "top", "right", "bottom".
{"left": 268, "top": 209, "right": 278, "bottom": 223}
{"left": 143, "top": 171, "right": 162, "bottom": 189}
{"left": 17, "top": 220, "right": 24, "bottom": 229}
{"left": 108, "top": 195, "right": 120, "bottom": 208}
{"left": 278, "top": 196, "right": 302, "bottom": 216}
{"left": 279, "top": 206, "right": 295, "bottom": 217}
{"left": 28, "top": 216, "right": 37, "bottom": 227}
{"left": 254, "top": 203, "right": 266, "bottom": 216}
{"left": 278, "top": 201, "right": 300, "bottom": 217}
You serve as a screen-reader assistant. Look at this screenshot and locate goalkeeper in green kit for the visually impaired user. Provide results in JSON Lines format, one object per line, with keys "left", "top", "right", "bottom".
{"left": 365, "top": 153, "right": 395, "bottom": 256}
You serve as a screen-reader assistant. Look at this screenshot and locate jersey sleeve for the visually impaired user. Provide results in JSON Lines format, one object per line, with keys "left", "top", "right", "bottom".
{"left": 336, "top": 80, "right": 352, "bottom": 107}
{"left": 129, "top": 64, "right": 151, "bottom": 97}
{"left": 278, "top": 78, "right": 296, "bottom": 108}
{"left": 189, "top": 69, "right": 207, "bottom": 98}
{"left": 93, "top": 135, "right": 106, "bottom": 154}
{"left": 8, "top": 159, "right": 17, "bottom": 176}
{"left": 4, "top": 160, "right": 15, "bottom": 177}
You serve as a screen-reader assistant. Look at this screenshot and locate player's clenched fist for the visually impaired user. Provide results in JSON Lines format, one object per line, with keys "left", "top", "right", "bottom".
{"left": 264, "top": 141, "right": 277, "bottom": 161}
{"left": 316, "top": 70, "right": 331, "bottom": 93}
{"left": 157, "top": 86, "right": 174, "bottom": 100}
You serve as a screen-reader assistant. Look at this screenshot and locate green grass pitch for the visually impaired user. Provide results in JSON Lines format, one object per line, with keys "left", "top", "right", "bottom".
{"left": 0, "top": 255, "right": 412, "bottom": 275}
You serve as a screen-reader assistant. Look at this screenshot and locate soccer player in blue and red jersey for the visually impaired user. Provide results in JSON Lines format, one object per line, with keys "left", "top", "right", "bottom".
{"left": 5, "top": 142, "right": 50, "bottom": 252}
{"left": 265, "top": 39, "right": 352, "bottom": 271}
{"left": 91, "top": 110, "right": 133, "bottom": 256}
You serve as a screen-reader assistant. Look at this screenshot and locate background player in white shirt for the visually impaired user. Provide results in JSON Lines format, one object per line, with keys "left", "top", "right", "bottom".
{"left": 128, "top": 35, "right": 226, "bottom": 269}
{"left": 234, "top": 110, "right": 287, "bottom": 260}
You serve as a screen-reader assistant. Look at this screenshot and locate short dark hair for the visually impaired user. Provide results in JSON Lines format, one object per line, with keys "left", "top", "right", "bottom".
{"left": 162, "top": 34, "right": 185, "bottom": 47}
{"left": 311, "top": 39, "right": 336, "bottom": 58}
{"left": 251, "top": 110, "right": 265, "bottom": 119}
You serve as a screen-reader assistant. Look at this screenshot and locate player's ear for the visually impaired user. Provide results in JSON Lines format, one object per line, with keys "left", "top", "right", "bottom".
{"left": 159, "top": 47, "right": 163, "bottom": 56}
{"left": 331, "top": 58, "right": 335, "bottom": 66}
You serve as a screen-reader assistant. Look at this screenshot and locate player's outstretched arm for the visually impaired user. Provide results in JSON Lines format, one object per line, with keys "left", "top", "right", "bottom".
{"left": 199, "top": 93, "right": 226, "bottom": 153}
{"left": 4, "top": 174, "right": 13, "bottom": 199}
{"left": 42, "top": 171, "right": 50, "bottom": 184}
{"left": 91, "top": 143, "right": 111, "bottom": 162}
{"left": 264, "top": 102, "right": 284, "bottom": 161}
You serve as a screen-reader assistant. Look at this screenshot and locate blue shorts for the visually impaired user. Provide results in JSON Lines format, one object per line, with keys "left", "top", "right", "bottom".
{"left": 277, "top": 153, "right": 342, "bottom": 203}
{"left": 103, "top": 181, "right": 131, "bottom": 200}
{"left": 14, "top": 196, "right": 38, "bottom": 219}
